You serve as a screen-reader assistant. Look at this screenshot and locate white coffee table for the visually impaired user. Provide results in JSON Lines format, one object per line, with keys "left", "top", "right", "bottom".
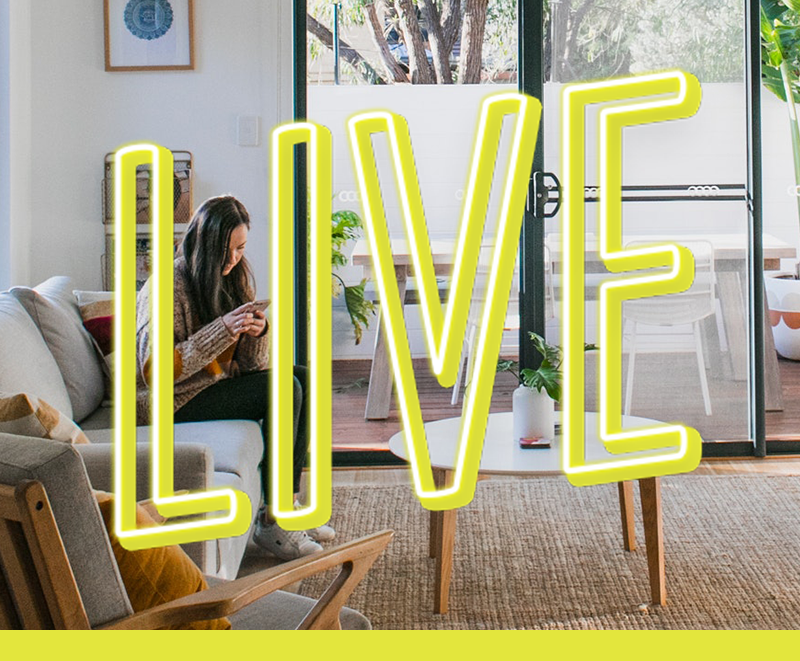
{"left": 388, "top": 411, "right": 667, "bottom": 614}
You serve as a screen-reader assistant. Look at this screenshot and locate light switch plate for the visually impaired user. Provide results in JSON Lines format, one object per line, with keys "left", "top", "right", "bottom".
{"left": 237, "top": 115, "right": 260, "bottom": 147}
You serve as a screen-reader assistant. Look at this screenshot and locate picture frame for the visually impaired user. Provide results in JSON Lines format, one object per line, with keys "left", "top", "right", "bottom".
{"left": 104, "top": 0, "right": 195, "bottom": 71}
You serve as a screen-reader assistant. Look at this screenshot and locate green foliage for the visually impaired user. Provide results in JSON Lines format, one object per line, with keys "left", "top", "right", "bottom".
{"left": 331, "top": 210, "right": 363, "bottom": 267}
{"left": 496, "top": 332, "right": 597, "bottom": 403}
{"left": 547, "top": 0, "right": 745, "bottom": 84}
{"left": 628, "top": 0, "right": 744, "bottom": 82}
{"left": 761, "top": 0, "right": 800, "bottom": 103}
{"left": 762, "top": 0, "right": 800, "bottom": 262}
{"left": 483, "top": 0, "right": 518, "bottom": 82}
{"left": 330, "top": 208, "right": 377, "bottom": 345}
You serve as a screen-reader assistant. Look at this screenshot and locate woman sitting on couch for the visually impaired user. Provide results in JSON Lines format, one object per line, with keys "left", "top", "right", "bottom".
{"left": 135, "top": 194, "right": 334, "bottom": 560}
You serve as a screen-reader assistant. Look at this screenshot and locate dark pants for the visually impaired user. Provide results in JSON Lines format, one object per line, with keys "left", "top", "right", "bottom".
{"left": 174, "top": 366, "right": 308, "bottom": 503}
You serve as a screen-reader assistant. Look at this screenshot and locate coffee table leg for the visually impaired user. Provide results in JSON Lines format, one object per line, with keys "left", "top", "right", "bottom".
{"left": 618, "top": 481, "right": 636, "bottom": 552}
{"left": 429, "top": 469, "right": 457, "bottom": 614}
{"left": 639, "top": 477, "right": 666, "bottom": 606}
{"left": 435, "top": 507, "right": 457, "bottom": 615}
{"left": 429, "top": 469, "right": 446, "bottom": 559}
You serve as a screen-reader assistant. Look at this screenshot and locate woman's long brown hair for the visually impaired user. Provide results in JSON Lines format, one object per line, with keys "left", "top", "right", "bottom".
{"left": 179, "top": 195, "right": 255, "bottom": 325}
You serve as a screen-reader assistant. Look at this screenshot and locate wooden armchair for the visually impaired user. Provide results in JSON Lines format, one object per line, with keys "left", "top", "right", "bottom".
{"left": 0, "top": 433, "right": 391, "bottom": 630}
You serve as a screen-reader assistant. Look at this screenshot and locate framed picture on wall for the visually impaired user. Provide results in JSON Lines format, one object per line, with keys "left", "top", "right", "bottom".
{"left": 104, "top": 0, "right": 195, "bottom": 71}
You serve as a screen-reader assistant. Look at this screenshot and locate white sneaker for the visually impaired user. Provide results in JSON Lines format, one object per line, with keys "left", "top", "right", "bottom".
{"left": 294, "top": 500, "right": 336, "bottom": 542}
{"left": 253, "top": 519, "right": 322, "bottom": 560}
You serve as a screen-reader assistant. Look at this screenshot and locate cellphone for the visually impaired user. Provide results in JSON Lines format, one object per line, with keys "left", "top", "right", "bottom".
{"left": 249, "top": 299, "right": 270, "bottom": 312}
{"left": 519, "top": 437, "right": 551, "bottom": 449}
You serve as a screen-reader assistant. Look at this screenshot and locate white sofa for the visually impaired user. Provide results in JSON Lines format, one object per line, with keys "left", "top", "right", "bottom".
{"left": 0, "top": 276, "right": 263, "bottom": 579}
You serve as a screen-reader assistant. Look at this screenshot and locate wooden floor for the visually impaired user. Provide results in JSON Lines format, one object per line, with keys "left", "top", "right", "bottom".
{"left": 333, "top": 354, "right": 800, "bottom": 450}
{"left": 331, "top": 354, "right": 800, "bottom": 453}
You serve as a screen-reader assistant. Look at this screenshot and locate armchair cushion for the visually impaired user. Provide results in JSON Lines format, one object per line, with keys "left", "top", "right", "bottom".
{"left": 225, "top": 589, "right": 371, "bottom": 630}
{"left": 94, "top": 493, "right": 231, "bottom": 630}
{"left": 0, "top": 433, "right": 132, "bottom": 627}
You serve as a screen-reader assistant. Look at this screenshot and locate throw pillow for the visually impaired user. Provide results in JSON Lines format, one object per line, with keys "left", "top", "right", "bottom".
{"left": 74, "top": 290, "right": 114, "bottom": 387}
{"left": 94, "top": 492, "right": 231, "bottom": 630}
{"left": 0, "top": 392, "right": 90, "bottom": 444}
{"left": 11, "top": 279, "right": 106, "bottom": 422}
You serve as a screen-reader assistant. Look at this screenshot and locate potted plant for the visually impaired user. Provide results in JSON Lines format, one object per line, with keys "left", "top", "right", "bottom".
{"left": 497, "top": 332, "right": 596, "bottom": 441}
{"left": 330, "top": 209, "right": 376, "bottom": 344}
{"left": 761, "top": 0, "right": 800, "bottom": 357}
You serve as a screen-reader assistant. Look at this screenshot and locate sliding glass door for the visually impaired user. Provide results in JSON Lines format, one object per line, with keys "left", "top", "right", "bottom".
{"left": 522, "top": 0, "right": 768, "bottom": 456}
{"left": 294, "top": 1, "right": 773, "bottom": 459}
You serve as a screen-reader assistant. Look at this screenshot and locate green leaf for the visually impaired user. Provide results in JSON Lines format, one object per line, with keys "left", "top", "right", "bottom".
{"left": 784, "top": 0, "right": 800, "bottom": 15}
{"left": 496, "top": 359, "right": 522, "bottom": 384}
{"left": 521, "top": 364, "right": 561, "bottom": 402}
{"left": 342, "top": 278, "right": 376, "bottom": 345}
{"left": 528, "top": 332, "right": 562, "bottom": 366}
{"left": 763, "top": 64, "right": 789, "bottom": 100}
{"left": 763, "top": 0, "right": 791, "bottom": 23}
{"left": 331, "top": 209, "right": 363, "bottom": 267}
{"left": 762, "top": 5, "right": 777, "bottom": 37}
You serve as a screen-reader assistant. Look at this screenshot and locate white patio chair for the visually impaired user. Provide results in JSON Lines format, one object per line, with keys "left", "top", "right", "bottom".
{"left": 623, "top": 240, "right": 716, "bottom": 417}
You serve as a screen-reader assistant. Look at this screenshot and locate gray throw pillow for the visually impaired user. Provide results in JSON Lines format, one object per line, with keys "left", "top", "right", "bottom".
{"left": 11, "top": 277, "right": 105, "bottom": 423}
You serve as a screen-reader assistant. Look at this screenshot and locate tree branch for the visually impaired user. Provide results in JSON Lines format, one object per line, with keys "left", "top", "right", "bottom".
{"left": 419, "top": 0, "right": 453, "bottom": 83}
{"left": 365, "top": 2, "right": 410, "bottom": 83}
{"left": 441, "top": 0, "right": 462, "bottom": 55}
{"left": 394, "top": 0, "right": 435, "bottom": 83}
{"left": 306, "top": 13, "right": 387, "bottom": 85}
{"left": 458, "top": 0, "right": 489, "bottom": 84}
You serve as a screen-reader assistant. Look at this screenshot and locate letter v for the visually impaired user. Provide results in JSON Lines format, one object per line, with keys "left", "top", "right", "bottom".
{"left": 348, "top": 94, "right": 541, "bottom": 511}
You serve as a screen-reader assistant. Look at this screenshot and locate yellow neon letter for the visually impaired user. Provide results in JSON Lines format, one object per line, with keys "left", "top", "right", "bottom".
{"left": 561, "top": 71, "right": 703, "bottom": 487}
{"left": 114, "top": 144, "right": 251, "bottom": 550}
{"left": 349, "top": 94, "right": 541, "bottom": 510}
{"left": 269, "top": 123, "right": 332, "bottom": 530}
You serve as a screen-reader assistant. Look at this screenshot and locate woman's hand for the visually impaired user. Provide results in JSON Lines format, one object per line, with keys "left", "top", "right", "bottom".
{"left": 222, "top": 303, "right": 255, "bottom": 337}
{"left": 244, "top": 309, "right": 268, "bottom": 337}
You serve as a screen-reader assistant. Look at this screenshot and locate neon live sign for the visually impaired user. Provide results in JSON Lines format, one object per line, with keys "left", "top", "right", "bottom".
{"left": 112, "top": 71, "right": 702, "bottom": 550}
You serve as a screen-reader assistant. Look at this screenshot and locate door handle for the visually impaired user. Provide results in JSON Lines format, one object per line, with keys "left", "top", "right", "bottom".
{"left": 532, "top": 171, "right": 562, "bottom": 219}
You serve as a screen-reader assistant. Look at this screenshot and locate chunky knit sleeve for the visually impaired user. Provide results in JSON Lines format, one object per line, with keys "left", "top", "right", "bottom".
{"left": 235, "top": 322, "right": 270, "bottom": 373}
{"left": 136, "top": 262, "right": 236, "bottom": 386}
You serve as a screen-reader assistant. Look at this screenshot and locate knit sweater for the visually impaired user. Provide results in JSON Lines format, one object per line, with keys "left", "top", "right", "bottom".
{"left": 135, "top": 256, "right": 270, "bottom": 425}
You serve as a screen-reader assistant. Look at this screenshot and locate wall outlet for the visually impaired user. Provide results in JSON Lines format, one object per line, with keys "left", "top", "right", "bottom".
{"left": 237, "top": 115, "right": 260, "bottom": 147}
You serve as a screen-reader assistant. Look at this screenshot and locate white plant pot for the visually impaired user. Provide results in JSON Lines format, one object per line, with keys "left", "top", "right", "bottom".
{"left": 512, "top": 385, "right": 555, "bottom": 441}
{"left": 765, "top": 274, "right": 800, "bottom": 360}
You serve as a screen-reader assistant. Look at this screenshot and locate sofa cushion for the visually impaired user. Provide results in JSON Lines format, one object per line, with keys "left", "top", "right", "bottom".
{"left": 0, "top": 291, "right": 72, "bottom": 418}
{"left": 73, "top": 403, "right": 112, "bottom": 431}
{"left": 0, "top": 392, "right": 90, "bottom": 444}
{"left": 94, "top": 493, "right": 231, "bottom": 630}
{"left": 11, "top": 278, "right": 106, "bottom": 422}
{"left": 83, "top": 419, "right": 264, "bottom": 481}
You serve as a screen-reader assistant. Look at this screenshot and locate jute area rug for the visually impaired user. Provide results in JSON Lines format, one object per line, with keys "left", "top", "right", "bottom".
{"left": 298, "top": 476, "right": 800, "bottom": 629}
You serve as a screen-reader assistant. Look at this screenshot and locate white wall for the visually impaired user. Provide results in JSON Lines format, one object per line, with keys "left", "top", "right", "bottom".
{"left": 0, "top": 1, "right": 10, "bottom": 291}
{"left": 11, "top": 0, "right": 293, "bottom": 291}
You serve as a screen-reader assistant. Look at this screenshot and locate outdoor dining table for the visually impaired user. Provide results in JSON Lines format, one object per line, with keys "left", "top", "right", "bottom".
{"left": 351, "top": 233, "right": 796, "bottom": 421}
